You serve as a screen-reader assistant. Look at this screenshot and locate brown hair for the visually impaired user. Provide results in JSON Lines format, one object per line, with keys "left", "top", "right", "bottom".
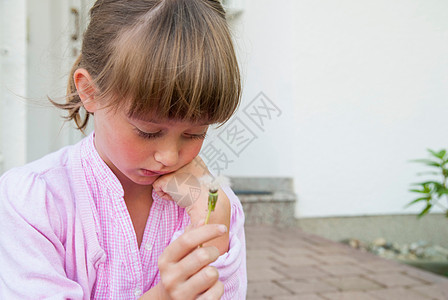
{"left": 54, "top": 0, "right": 241, "bottom": 131}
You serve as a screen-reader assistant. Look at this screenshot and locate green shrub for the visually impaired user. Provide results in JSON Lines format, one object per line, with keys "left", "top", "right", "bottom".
{"left": 407, "top": 149, "right": 448, "bottom": 218}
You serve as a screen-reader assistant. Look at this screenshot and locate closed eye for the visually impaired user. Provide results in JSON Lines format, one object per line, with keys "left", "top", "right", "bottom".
{"left": 186, "top": 132, "right": 207, "bottom": 140}
{"left": 135, "top": 128, "right": 163, "bottom": 139}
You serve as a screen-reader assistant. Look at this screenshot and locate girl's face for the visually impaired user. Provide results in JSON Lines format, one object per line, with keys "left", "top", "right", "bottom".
{"left": 93, "top": 107, "right": 208, "bottom": 187}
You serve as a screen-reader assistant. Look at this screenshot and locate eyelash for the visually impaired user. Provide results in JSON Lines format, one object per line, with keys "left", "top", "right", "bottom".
{"left": 136, "top": 129, "right": 162, "bottom": 139}
{"left": 189, "top": 132, "right": 207, "bottom": 140}
{"left": 136, "top": 129, "right": 207, "bottom": 140}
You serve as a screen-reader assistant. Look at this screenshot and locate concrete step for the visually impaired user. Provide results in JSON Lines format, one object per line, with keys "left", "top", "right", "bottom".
{"left": 231, "top": 177, "right": 297, "bottom": 226}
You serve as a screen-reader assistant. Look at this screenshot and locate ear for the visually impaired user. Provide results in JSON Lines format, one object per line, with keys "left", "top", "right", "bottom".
{"left": 73, "top": 68, "right": 98, "bottom": 113}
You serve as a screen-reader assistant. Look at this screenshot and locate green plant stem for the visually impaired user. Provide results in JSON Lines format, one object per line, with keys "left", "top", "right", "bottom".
{"left": 444, "top": 175, "right": 447, "bottom": 208}
{"left": 204, "top": 209, "right": 212, "bottom": 225}
{"left": 434, "top": 171, "right": 448, "bottom": 211}
{"left": 204, "top": 190, "right": 218, "bottom": 225}
{"left": 200, "top": 190, "right": 219, "bottom": 248}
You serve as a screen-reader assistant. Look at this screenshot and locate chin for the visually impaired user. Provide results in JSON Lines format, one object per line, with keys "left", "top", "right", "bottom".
{"left": 134, "top": 176, "right": 159, "bottom": 186}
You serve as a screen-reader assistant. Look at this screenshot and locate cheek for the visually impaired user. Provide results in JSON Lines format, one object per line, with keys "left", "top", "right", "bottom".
{"left": 190, "top": 141, "right": 204, "bottom": 158}
{"left": 118, "top": 143, "right": 139, "bottom": 163}
{"left": 182, "top": 141, "right": 204, "bottom": 160}
{"left": 111, "top": 132, "right": 145, "bottom": 164}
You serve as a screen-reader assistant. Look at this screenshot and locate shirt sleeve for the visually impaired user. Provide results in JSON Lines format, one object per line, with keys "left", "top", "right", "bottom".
{"left": 0, "top": 168, "right": 84, "bottom": 299}
{"left": 210, "top": 184, "right": 247, "bottom": 300}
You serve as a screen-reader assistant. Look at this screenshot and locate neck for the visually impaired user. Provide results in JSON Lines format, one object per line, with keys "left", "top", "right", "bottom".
{"left": 113, "top": 171, "right": 153, "bottom": 202}
{"left": 124, "top": 182, "right": 153, "bottom": 203}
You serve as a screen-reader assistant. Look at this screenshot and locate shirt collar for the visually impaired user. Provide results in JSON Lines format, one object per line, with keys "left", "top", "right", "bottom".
{"left": 81, "top": 132, "right": 125, "bottom": 198}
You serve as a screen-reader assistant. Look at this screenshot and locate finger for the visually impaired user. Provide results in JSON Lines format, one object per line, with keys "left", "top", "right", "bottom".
{"left": 155, "top": 190, "right": 174, "bottom": 202}
{"left": 159, "top": 224, "right": 227, "bottom": 264}
{"left": 184, "top": 219, "right": 205, "bottom": 233}
{"left": 174, "top": 246, "right": 220, "bottom": 281}
{"left": 153, "top": 178, "right": 178, "bottom": 203}
{"left": 196, "top": 276, "right": 224, "bottom": 300}
{"left": 172, "top": 266, "right": 220, "bottom": 300}
{"left": 152, "top": 175, "right": 170, "bottom": 197}
{"left": 195, "top": 219, "right": 205, "bottom": 227}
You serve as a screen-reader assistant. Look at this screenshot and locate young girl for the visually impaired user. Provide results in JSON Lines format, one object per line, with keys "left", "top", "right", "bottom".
{"left": 0, "top": 0, "right": 246, "bottom": 299}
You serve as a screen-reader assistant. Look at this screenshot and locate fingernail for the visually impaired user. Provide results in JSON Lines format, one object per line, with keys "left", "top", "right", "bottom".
{"left": 206, "top": 267, "right": 217, "bottom": 278}
{"left": 218, "top": 224, "right": 227, "bottom": 233}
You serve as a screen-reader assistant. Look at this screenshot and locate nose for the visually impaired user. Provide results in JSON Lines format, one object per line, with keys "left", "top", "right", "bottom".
{"left": 153, "top": 140, "right": 180, "bottom": 167}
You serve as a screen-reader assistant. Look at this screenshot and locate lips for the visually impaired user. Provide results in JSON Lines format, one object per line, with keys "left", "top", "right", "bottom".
{"left": 141, "top": 169, "right": 167, "bottom": 176}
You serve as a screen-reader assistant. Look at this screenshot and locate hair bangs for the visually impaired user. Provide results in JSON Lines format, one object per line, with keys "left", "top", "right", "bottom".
{"left": 98, "top": 0, "right": 241, "bottom": 125}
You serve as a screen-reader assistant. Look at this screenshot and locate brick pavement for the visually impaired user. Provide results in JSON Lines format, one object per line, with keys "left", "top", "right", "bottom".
{"left": 245, "top": 225, "right": 448, "bottom": 300}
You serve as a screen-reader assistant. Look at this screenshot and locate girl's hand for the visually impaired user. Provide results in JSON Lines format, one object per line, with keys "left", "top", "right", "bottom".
{"left": 141, "top": 224, "right": 227, "bottom": 300}
{"left": 153, "top": 157, "right": 230, "bottom": 254}
{"left": 152, "top": 157, "right": 208, "bottom": 211}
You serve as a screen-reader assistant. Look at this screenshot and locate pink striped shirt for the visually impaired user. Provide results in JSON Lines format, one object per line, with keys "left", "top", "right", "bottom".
{"left": 0, "top": 133, "right": 247, "bottom": 299}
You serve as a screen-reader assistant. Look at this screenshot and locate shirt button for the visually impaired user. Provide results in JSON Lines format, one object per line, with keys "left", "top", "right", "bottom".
{"left": 134, "top": 288, "right": 142, "bottom": 298}
{"left": 145, "top": 243, "right": 153, "bottom": 251}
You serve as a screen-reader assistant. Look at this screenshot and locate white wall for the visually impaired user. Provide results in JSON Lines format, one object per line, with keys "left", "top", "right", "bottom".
{"left": 0, "top": 0, "right": 92, "bottom": 171}
{"left": 0, "top": 0, "right": 28, "bottom": 172}
{"left": 26, "top": 0, "right": 92, "bottom": 162}
{"left": 222, "top": 0, "right": 448, "bottom": 217}
{"left": 206, "top": 0, "right": 296, "bottom": 178}
{"left": 26, "top": 0, "right": 68, "bottom": 162}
